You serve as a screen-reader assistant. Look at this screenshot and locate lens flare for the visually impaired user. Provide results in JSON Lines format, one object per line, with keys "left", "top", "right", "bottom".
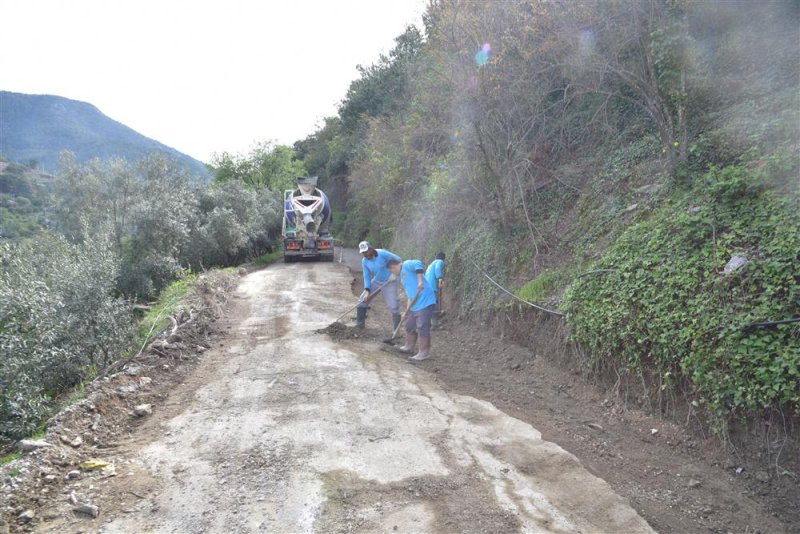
{"left": 474, "top": 42, "right": 491, "bottom": 66}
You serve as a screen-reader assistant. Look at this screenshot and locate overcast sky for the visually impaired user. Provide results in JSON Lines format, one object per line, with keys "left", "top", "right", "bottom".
{"left": 0, "top": 0, "right": 426, "bottom": 162}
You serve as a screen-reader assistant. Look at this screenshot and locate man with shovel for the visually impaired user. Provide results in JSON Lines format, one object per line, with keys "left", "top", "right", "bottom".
{"left": 357, "top": 241, "right": 402, "bottom": 330}
{"left": 387, "top": 258, "right": 437, "bottom": 362}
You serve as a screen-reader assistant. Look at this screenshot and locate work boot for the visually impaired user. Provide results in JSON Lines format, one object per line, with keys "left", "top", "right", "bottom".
{"left": 410, "top": 336, "right": 431, "bottom": 361}
{"left": 392, "top": 313, "right": 402, "bottom": 331}
{"left": 355, "top": 306, "right": 367, "bottom": 329}
{"left": 397, "top": 331, "right": 417, "bottom": 354}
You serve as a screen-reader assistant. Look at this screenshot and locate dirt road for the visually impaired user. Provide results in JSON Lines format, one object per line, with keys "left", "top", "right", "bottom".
{"left": 70, "top": 262, "right": 651, "bottom": 533}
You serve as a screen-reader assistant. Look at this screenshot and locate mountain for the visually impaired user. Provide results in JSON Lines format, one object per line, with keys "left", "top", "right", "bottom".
{"left": 0, "top": 91, "right": 210, "bottom": 179}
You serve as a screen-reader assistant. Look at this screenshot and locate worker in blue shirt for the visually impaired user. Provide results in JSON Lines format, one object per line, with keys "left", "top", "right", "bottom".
{"left": 388, "top": 258, "right": 437, "bottom": 362}
{"left": 425, "top": 251, "right": 446, "bottom": 324}
{"left": 357, "top": 241, "right": 402, "bottom": 330}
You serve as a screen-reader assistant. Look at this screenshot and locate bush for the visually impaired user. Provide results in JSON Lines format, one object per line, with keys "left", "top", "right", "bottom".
{"left": 564, "top": 162, "right": 800, "bottom": 425}
{"left": 0, "top": 232, "right": 134, "bottom": 442}
{"left": 183, "top": 181, "right": 281, "bottom": 269}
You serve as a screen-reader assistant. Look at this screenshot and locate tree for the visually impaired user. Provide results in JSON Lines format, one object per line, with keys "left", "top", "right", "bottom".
{"left": 211, "top": 141, "right": 306, "bottom": 192}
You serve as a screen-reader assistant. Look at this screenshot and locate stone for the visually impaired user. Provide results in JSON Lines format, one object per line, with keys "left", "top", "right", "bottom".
{"left": 43, "top": 509, "right": 60, "bottom": 520}
{"left": 73, "top": 503, "right": 99, "bottom": 517}
{"left": 70, "top": 436, "right": 83, "bottom": 448}
{"left": 17, "top": 509, "right": 34, "bottom": 523}
{"left": 723, "top": 254, "right": 748, "bottom": 275}
{"left": 687, "top": 478, "right": 701, "bottom": 488}
{"left": 754, "top": 470, "right": 770, "bottom": 482}
{"left": 19, "top": 439, "right": 51, "bottom": 452}
{"left": 623, "top": 203, "right": 638, "bottom": 213}
{"left": 134, "top": 404, "right": 153, "bottom": 417}
{"left": 66, "top": 470, "right": 81, "bottom": 480}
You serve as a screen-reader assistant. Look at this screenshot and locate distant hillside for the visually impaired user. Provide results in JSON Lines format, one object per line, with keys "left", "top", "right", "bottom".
{"left": 0, "top": 91, "right": 210, "bottom": 179}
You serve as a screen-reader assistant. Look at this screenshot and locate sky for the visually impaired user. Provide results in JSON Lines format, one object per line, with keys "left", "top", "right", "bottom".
{"left": 0, "top": 0, "right": 427, "bottom": 163}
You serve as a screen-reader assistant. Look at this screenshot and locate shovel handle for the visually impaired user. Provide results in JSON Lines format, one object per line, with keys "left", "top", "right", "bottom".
{"left": 390, "top": 292, "right": 421, "bottom": 339}
{"left": 332, "top": 276, "right": 392, "bottom": 323}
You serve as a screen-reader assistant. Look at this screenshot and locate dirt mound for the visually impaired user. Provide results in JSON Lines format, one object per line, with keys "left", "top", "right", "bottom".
{"left": 315, "top": 321, "right": 365, "bottom": 340}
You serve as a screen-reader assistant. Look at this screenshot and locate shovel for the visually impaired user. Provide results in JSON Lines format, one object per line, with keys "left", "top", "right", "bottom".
{"left": 383, "top": 292, "right": 421, "bottom": 344}
{"left": 331, "top": 276, "right": 391, "bottom": 324}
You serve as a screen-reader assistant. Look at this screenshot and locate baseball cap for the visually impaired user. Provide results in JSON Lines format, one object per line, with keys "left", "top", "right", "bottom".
{"left": 358, "top": 241, "right": 370, "bottom": 253}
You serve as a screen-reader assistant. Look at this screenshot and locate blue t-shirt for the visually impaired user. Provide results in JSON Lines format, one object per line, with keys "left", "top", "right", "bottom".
{"left": 425, "top": 259, "right": 445, "bottom": 293}
{"left": 362, "top": 249, "right": 401, "bottom": 289}
{"left": 400, "top": 260, "right": 437, "bottom": 312}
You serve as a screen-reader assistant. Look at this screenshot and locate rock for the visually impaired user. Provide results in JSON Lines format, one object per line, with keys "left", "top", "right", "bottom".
{"left": 66, "top": 470, "right": 81, "bottom": 480}
{"left": 101, "top": 464, "right": 117, "bottom": 478}
{"left": 0, "top": 518, "right": 10, "bottom": 534}
{"left": 43, "top": 474, "right": 57, "bottom": 484}
{"left": 650, "top": 428, "right": 658, "bottom": 435}
{"left": 138, "top": 376, "right": 153, "bottom": 387}
{"left": 123, "top": 364, "right": 142, "bottom": 376}
{"left": 735, "top": 466, "right": 744, "bottom": 475}
{"left": 587, "top": 422, "right": 604, "bottom": 431}
{"left": 754, "top": 470, "right": 770, "bottom": 482}
{"left": 117, "top": 383, "right": 139, "bottom": 394}
{"left": 68, "top": 491, "right": 79, "bottom": 505}
{"left": 19, "top": 439, "right": 51, "bottom": 452}
{"left": 687, "top": 478, "right": 702, "bottom": 488}
{"left": 43, "top": 509, "right": 60, "bottom": 520}
{"left": 17, "top": 509, "right": 34, "bottom": 523}
{"left": 73, "top": 503, "right": 99, "bottom": 517}
{"left": 623, "top": 203, "right": 638, "bottom": 213}
{"left": 723, "top": 254, "right": 748, "bottom": 275}
{"left": 134, "top": 404, "right": 153, "bottom": 417}
{"left": 70, "top": 436, "right": 83, "bottom": 448}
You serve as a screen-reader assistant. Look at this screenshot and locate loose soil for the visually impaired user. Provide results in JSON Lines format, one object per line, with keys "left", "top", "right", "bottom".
{"left": 339, "top": 248, "right": 798, "bottom": 534}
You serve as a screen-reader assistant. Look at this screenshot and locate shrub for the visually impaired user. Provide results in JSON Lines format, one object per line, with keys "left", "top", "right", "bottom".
{"left": 564, "top": 163, "right": 800, "bottom": 425}
{"left": 0, "top": 232, "right": 134, "bottom": 442}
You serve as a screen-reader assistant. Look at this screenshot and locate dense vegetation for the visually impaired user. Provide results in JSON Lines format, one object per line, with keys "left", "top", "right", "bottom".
{"left": 295, "top": 0, "right": 799, "bottom": 430}
{"left": 0, "top": 153, "right": 286, "bottom": 442}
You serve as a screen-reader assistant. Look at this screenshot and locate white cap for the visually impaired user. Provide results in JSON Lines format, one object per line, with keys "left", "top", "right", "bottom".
{"left": 358, "top": 241, "right": 370, "bottom": 253}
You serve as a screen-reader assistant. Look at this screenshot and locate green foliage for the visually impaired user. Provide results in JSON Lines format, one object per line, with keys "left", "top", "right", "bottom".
{"left": 0, "top": 232, "right": 134, "bottom": 442}
{"left": 517, "top": 266, "right": 578, "bottom": 304}
{"left": 134, "top": 274, "right": 197, "bottom": 349}
{"left": 211, "top": 141, "right": 306, "bottom": 192}
{"left": 564, "top": 162, "right": 800, "bottom": 423}
{"left": 184, "top": 180, "right": 280, "bottom": 270}
{"left": 252, "top": 249, "right": 282, "bottom": 267}
{"left": 1, "top": 451, "right": 21, "bottom": 465}
{"left": 50, "top": 154, "right": 281, "bottom": 300}
{"left": 0, "top": 161, "right": 51, "bottom": 239}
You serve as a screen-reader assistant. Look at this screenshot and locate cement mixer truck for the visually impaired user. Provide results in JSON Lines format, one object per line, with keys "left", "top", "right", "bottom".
{"left": 282, "top": 176, "right": 334, "bottom": 262}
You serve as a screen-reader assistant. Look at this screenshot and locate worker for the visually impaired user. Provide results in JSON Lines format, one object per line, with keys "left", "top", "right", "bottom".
{"left": 357, "top": 241, "right": 402, "bottom": 330}
{"left": 387, "top": 258, "right": 437, "bottom": 362}
{"left": 425, "top": 251, "right": 446, "bottom": 325}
